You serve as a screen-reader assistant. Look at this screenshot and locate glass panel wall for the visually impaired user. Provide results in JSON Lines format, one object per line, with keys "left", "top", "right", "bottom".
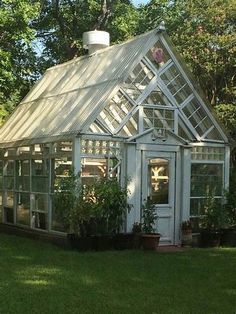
{"left": 32, "top": 159, "right": 49, "bottom": 193}
{"left": 3, "top": 160, "right": 14, "bottom": 190}
{"left": 124, "top": 61, "right": 154, "bottom": 100}
{"left": 4, "top": 191, "right": 14, "bottom": 223}
{"left": 16, "top": 160, "right": 30, "bottom": 191}
{"left": 31, "top": 194, "right": 48, "bottom": 230}
{"left": 190, "top": 163, "right": 223, "bottom": 227}
{"left": 16, "top": 192, "right": 30, "bottom": 225}
{"left": 51, "top": 156, "right": 72, "bottom": 232}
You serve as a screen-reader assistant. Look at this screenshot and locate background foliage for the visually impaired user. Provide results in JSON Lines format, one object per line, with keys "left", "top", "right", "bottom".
{"left": 0, "top": 0, "right": 235, "bottom": 144}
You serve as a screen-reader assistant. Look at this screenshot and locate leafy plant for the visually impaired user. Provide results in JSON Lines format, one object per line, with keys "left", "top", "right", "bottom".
{"left": 132, "top": 222, "right": 142, "bottom": 233}
{"left": 181, "top": 220, "right": 192, "bottom": 231}
{"left": 54, "top": 173, "right": 131, "bottom": 236}
{"left": 224, "top": 166, "right": 236, "bottom": 228}
{"left": 200, "top": 195, "right": 227, "bottom": 230}
{"left": 90, "top": 178, "right": 131, "bottom": 235}
{"left": 141, "top": 198, "right": 158, "bottom": 234}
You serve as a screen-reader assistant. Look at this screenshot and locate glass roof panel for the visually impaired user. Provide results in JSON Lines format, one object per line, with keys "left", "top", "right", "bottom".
{"left": 144, "top": 85, "right": 172, "bottom": 107}
{"left": 160, "top": 64, "right": 192, "bottom": 106}
{"left": 146, "top": 40, "right": 171, "bottom": 71}
{"left": 123, "top": 61, "right": 154, "bottom": 100}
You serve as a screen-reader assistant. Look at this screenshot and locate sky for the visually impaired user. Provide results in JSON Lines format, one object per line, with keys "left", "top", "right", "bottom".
{"left": 132, "top": 0, "right": 150, "bottom": 6}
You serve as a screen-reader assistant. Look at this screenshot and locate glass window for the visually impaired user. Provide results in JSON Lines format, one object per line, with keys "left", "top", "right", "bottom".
{"left": 143, "top": 108, "right": 174, "bottom": 132}
{"left": 146, "top": 41, "right": 171, "bottom": 70}
{"left": 32, "top": 159, "right": 49, "bottom": 193}
{"left": 145, "top": 86, "right": 172, "bottom": 107}
{"left": 81, "top": 158, "right": 107, "bottom": 185}
{"left": 52, "top": 157, "right": 72, "bottom": 192}
{"left": 4, "top": 191, "right": 14, "bottom": 223}
{"left": 123, "top": 61, "right": 154, "bottom": 100}
{"left": 182, "top": 98, "right": 212, "bottom": 136}
{"left": 3, "top": 160, "right": 14, "bottom": 190}
{"left": 16, "top": 193, "right": 30, "bottom": 226}
{"left": 99, "top": 91, "right": 135, "bottom": 133}
{"left": 0, "top": 192, "right": 2, "bottom": 223}
{"left": 16, "top": 160, "right": 30, "bottom": 191}
{"left": 51, "top": 195, "right": 69, "bottom": 232}
{"left": 31, "top": 194, "right": 48, "bottom": 230}
{"left": 148, "top": 158, "right": 169, "bottom": 204}
{"left": 0, "top": 160, "right": 3, "bottom": 190}
{"left": 191, "top": 146, "right": 225, "bottom": 161}
{"left": 190, "top": 163, "right": 223, "bottom": 217}
{"left": 160, "top": 64, "right": 192, "bottom": 105}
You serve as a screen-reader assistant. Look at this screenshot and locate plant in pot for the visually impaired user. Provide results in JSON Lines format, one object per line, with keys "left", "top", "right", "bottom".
{"left": 200, "top": 195, "right": 227, "bottom": 247}
{"left": 141, "top": 198, "right": 160, "bottom": 250}
{"left": 91, "top": 177, "right": 131, "bottom": 250}
{"left": 131, "top": 222, "right": 142, "bottom": 249}
{"left": 181, "top": 220, "right": 192, "bottom": 247}
{"left": 221, "top": 184, "right": 236, "bottom": 247}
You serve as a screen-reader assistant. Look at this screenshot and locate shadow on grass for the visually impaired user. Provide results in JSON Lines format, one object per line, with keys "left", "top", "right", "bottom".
{"left": 0, "top": 234, "right": 236, "bottom": 314}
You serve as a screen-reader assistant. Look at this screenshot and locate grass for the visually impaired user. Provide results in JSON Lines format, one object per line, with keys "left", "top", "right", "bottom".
{"left": 0, "top": 234, "right": 236, "bottom": 314}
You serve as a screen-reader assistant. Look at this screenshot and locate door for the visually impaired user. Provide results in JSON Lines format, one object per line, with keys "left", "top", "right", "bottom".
{"left": 142, "top": 151, "right": 176, "bottom": 245}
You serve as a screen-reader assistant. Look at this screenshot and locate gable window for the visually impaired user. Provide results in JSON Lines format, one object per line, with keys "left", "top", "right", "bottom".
{"left": 124, "top": 61, "right": 154, "bottom": 100}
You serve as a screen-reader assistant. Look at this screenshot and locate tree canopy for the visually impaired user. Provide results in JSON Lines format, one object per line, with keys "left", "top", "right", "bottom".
{"left": 0, "top": 0, "right": 235, "bottom": 140}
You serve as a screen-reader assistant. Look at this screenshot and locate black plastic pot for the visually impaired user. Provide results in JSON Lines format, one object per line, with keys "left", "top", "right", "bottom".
{"left": 200, "top": 230, "right": 222, "bottom": 247}
{"left": 112, "top": 233, "right": 135, "bottom": 250}
{"left": 220, "top": 229, "right": 236, "bottom": 247}
{"left": 67, "top": 234, "right": 97, "bottom": 251}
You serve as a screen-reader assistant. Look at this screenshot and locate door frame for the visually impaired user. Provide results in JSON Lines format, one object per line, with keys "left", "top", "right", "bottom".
{"left": 141, "top": 148, "right": 180, "bottom": 245}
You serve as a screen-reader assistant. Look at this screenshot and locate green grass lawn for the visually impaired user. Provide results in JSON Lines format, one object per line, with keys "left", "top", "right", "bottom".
{"left": 0, "top": 234, "right": 236, "bottom": 314}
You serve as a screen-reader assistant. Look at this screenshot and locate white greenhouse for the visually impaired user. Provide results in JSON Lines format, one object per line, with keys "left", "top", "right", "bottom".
{"left": 0, "top": 26, "right": 230, "bottom": 245}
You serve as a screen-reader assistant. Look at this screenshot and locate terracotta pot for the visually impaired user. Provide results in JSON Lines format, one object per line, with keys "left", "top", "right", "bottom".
{"left": 181, "top": 229, "right": 192, "bottom": 246}
{"left": 141, "top": 233, "right": 160, "bottom": 250}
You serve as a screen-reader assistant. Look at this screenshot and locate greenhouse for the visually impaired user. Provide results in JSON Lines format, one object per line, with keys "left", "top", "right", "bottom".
{"left": 0, "top": 25, "right": 230, "bottom": 245}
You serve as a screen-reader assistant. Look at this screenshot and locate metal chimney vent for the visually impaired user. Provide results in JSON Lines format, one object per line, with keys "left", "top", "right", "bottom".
{"left": 83, "top": 30, "right": 110, "bottom": 55}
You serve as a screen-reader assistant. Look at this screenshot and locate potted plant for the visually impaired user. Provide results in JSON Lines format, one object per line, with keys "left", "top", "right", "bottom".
{"left": 200, "top": 195, "right": 227, "bottom": 247}
{"left": 221, "top": 185, "right": 236, "bottom": 247}
{"left": 131, "top": 222, "right": 142, "bottom": 249}
{"left": 181, "top": 220, "right": 192, "bottom": 247}
{"left": 141, "top": 198, "right": 160, "bottom": 250}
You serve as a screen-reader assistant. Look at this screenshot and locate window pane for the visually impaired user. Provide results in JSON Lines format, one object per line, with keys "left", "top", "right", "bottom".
{"left": 0, "top": 192, "right": 2, "bottom": 222}
{"left": 3, "top": 160, "right": 14, "bottom": 190}
{"left": 0, "top": 161, "right": 3, "bottom": 190}
{"left": 16, "top": 160, "right": 30, "bottom": 191}
{"left": 81, "top": 158, "right": 107, "bottom": 185}
{"left": 31, "top": 194, "right": 48, "bottom": 230}
{"left": 191, "top": 164, "right": 223, "bottom": 197}
{"left": 51, "top": 195, "right": 69, "bottom": 232}
{"left": 4, "top": 191, "right": 14, "bottom": 223}
{"left": 16, "top": 193, "right": 30, "bottom": 225}
{"left": 32, "top": 159, "right": 49, "bottom": 193}
{"left": 149, "top": 158, "right": 169, "bottom": 204}
{"left": 146, "top": 41, "right": 171, "bottom": 70}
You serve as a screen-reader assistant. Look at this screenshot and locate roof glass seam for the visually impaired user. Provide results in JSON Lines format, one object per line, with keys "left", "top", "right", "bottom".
{"left": 20, "top": 78, "right": 120, "bottom": 105}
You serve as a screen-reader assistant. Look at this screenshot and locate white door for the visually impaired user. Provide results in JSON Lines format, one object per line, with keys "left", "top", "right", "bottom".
{"left": 142, "top": 151, "right": 176, "bottom": 245}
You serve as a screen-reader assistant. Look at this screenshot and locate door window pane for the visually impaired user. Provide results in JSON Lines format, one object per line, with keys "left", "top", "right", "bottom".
{"left": 149, "top": 158, "right": 169, "bottom": 204}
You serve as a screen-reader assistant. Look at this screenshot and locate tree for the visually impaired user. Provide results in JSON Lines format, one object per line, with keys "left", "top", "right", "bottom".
{"left": 138, "top": 0, "right": 236, "bottom": 107}
{"left": 0, "top": 0, "right": 40, "bottom": 124}
{"left": 36, "top": 0, "right": 139, "bottom": 70}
